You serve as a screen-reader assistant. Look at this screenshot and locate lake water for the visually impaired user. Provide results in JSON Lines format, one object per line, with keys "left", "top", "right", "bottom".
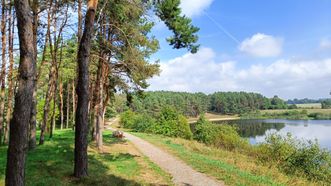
{"left": 213, "top": 119, "right": 331, "bottom": 150}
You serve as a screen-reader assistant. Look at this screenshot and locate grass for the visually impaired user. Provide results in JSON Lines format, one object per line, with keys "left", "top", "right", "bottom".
{"left": 295, "top": 103, "right": 321, "bottom": 109}
{"left": 0, "top": 129, "right": 172, "bottom": 186}
{"left": 260, "top": 108, "right": 331, "bottom": 115}
{"left": 132, "top": 132, "right": 322, "bottom": 186}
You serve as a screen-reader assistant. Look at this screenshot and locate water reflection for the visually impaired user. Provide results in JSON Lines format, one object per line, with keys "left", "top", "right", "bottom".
{"left": 213, "top": 119, "right": 331, "bottom": 150}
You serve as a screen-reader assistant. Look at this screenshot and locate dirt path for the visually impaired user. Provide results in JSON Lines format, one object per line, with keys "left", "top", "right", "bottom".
{"left": 106, "top": 120, "right": 224, "bottom": 186}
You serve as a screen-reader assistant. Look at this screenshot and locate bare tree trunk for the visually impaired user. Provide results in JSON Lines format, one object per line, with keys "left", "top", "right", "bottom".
{"left": 28, "top": 0, "right": 40, "bottom": 150}
{"left": 96, "top": 59, "right": 104, "bottom": 151}
{"left": 4, "top": 2, "right": 14, "bottom": 144}
{"left": 60, "top": 80, "right": 64, "bottom": 130}
{"left": 78, "top": 0, "right": 83, "bottom": 41}
{"left": 72, "top": 80, "right": 76, "bottom": 129}
{"left": 90, "top": 82, "right": 96, "bottom": 141}
{"left": 50, "top": 86, "right": 57, "bottom": 139}
{"left": 66, "top": 82, "right": 70, "bottom": 128}
{"left": 6, "top": 0, "right": 36, "bottom": 184}
{"left": 0, "top": 0, "right": 7, "bottom": 144}
{"left": 74, "top": 0, "right": 98, "bottom": 178}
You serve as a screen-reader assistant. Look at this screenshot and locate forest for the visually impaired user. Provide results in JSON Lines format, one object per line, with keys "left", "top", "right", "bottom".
{"left": 0, "top": 0, "right": 200, "bottom": 184}
{"left": 126, "top": 91, "right": 289, "bottom": 117}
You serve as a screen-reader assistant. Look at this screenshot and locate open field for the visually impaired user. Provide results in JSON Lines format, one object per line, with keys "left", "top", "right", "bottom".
{"left": 294, "top": 103, "right": 322, "bottom": 109}
{"left": 133, "top": 132, "right": 321, "bottom": 186}
{"left": 0, "top": 130, "right": 172, "bottom": 186}
{"left": 188, "top": 112, "right": 239, "bottom": 123}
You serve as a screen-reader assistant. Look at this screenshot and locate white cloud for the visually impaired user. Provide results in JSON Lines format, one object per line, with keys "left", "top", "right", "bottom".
{"left": 320, "top": 38, "right": 331, "bottom": 49}
{"left": 239, "top": 33, "right": 283, "bottom": 57}
{"left": 148, "top": 48, "right": 331, "bottom": 99}
{"left": 180, "top": 0, "right": 214, "bottom": 17}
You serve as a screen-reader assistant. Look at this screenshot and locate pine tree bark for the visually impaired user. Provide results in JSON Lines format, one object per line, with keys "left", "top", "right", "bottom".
{"left": 60, "top": 80, "right": 64, "bottom": 130}
{"left": 72, "top": 80, "right": 76, "bottom": 129}
{"left": 66, "top": 82, "right": 70, "bottom": 128}
{"left": 28, "top": 0, "right": 40, "bottom": 150}
{"left": 4, "top": 2, "right": 14, "bottom": 144}
{"left": 0, "top": 0, "right": 7, "bottom": 144}
{"left": 94, "top": 55, "right": 105, "bottom": 150}
{"left": 74, "top": 0, "right": 98, "bottom": 178}
{"left": 6, "top": 0, "right": 36, "bottom": 184}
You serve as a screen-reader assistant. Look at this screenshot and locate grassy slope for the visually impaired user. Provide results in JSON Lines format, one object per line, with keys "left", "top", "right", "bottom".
{"left": 0, "top": 130, "right": 172, "bottom": 186}
{"left": 133, "top": 132, "right": 320, "bottom": 186}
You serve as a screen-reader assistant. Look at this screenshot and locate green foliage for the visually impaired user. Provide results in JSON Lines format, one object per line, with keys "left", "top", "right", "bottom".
{"left": 241, "top": 110, "right": 312, "bottom": 120}
{"left": 132, "top": 114, "right": 157, "bottom": 133}
{"left": 155, "top": 0, "right": 199, "bottom": 53}
{"left": 154, "top": 107, "right": 193, "bottom": 139}
{"left": 321, "top": 99, "right": 331, "bottom": 109}
{"left": 120, "top": 107, "right": 192, "bottom": 140}
{"left": 119, "top": 110, "right": 137, "bottom": 129}
{"left": 130, "top": 91, "right": 209, "bottom": 117}
{"left": 257, "top": 133, "right": 331, "bottom": 182}
{"left": 193, "top": 115, "right": 248, "bottom": 151}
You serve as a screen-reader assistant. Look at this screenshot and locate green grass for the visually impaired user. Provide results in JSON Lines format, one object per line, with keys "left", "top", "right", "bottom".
{"left": 241, "top": 108, "right": 331, "bottom": 120}
{"left": 133, "top": 132, "right": 321, "bottom": 186}
{"left": 0, "top": 130, "right": 172, "bottom": 186}
{"left": 295, "top": 103, "right": 321, "bottom": 109}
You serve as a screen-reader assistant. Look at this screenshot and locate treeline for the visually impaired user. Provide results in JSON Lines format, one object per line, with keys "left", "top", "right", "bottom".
{"left": 287, "top": 98, "right": 328, "bottom": 104}
{"left": 128, "top": 91, "right": 288, "bottom": 116}
{"left": 322, "top": 100, "right": 331, "bottom": 109}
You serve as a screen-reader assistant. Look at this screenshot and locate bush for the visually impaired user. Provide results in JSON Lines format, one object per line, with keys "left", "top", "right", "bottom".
{"left": 257, "top": 133, "right": 331, "bottom": 182}
{"left": 153, "top": 107, "right": 193, "bottom": 139}
{"left": 194, "top": 115, "right": 248, "bottom": 151}
{"left": 120, "top": 107, "right": 193, "bottom": 140}
{"left": 131, "top": 114, "right": 157, "bottom": 132}
{"left": 119, "top": 110, "right": 136, "bottom": 128}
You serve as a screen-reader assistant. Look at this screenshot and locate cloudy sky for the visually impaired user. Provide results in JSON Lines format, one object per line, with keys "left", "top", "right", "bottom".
{"left": 148, "top": 0, "right": 331, "bottom": 99}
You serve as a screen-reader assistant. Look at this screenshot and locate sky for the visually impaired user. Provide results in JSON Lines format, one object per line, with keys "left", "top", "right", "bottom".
{"left": 147, "top": 0, "right": 331, "bottom": 99}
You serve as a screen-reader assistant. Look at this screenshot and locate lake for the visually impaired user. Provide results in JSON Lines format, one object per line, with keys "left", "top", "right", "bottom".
{"left": 213, "top": 119, "right": 331, "bottom": 150}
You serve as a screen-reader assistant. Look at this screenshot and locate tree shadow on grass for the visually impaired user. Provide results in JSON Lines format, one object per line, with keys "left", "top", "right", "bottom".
{"left": 0, "top": 130, "right": 144, "bottom": 186}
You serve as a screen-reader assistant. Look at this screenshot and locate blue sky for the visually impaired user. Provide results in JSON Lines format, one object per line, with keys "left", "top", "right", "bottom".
{"left": 148, "top": 0, "right": 331, "bottom": 99}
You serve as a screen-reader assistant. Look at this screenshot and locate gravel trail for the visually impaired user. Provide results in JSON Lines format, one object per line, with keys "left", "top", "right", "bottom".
{"left": 106, "top": 120, "right": 224, "bottom": 186}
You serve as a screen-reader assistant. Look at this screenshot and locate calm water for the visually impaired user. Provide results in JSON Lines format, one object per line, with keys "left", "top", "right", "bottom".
{"left": 213, "top": 119, "right": 331, "bottom": 150}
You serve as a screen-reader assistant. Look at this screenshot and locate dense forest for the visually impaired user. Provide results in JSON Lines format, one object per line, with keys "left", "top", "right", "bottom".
{"left": 127, "top": 91, "right": 289, "bottom": 116}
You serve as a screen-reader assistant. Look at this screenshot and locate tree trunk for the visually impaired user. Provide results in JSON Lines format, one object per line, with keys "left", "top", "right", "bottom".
{"left": 96, "top": 59, "right": 105, "bottom": 151}
{"left": 78, "top": 0, "right": 83, "bottom": 41}
{"left": 0, "top": 0, "right": 7, "bottom": 144}
{"left": 28, "top": 0, "right": 40, "bottom": 150}
{"left": 72, "top": 80, "right": 76, "bottom": 129}
{"left": 66, "top": 82, "right": 70, "bottom": 128}
{"left": 74, "top": 0, "right": 98, "bottom": 178}
{"left": 50, "top": 87, "right": 57, "bottom": 139}
{"left": 6, "top": 0, "right": 36, "bottom": 184}
{"left": 4, "top": 2, "right": 14, "bottom": 145}
{"left": 60, "top": 80, "right": 64, "bottom": 130}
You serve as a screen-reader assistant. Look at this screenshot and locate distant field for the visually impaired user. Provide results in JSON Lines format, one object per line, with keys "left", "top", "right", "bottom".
{"left": 295, "top": 103, "right": 321, "bottom": 109}
{"left": 188, "top": 112, "right": 239, "bottom": 123}
{"left": 261, "top": 108, "right": 331, "bottom": 114}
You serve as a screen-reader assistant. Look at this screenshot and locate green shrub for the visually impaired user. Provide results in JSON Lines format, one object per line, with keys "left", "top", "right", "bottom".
{"left": 132, "top": 114, "right": 157, "bottom": 132}
{"left": 194, "top": 115, "right": 248, "bottom": 151}
{"left": 119, "top": 110, "right": 136, "bottom": 128}
{"left": 153, "top": 107, "right": 193, "bottom": 139}
{"left": 257, "top": 133, "right": 331, "bottom": 182}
